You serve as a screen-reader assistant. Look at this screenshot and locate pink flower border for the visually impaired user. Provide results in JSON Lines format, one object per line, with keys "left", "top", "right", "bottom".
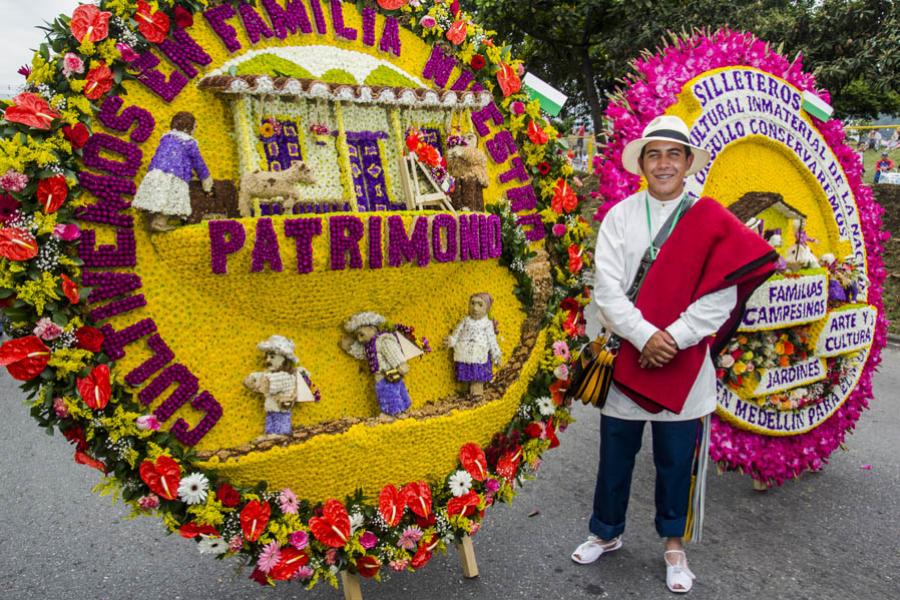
{"left": 593, "top": 29, "right": 890, "bottom": 485}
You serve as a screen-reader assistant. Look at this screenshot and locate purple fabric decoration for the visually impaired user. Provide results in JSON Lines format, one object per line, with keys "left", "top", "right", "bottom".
{"left": 209, "top": 220, "right": 246, "bottom": 274}
{"left": 83, "top": 133, "right": 143, "bottom": 179}
{"left": 500, "top": 157, "right": 529, "bottom": 183}
{"left": 171, "top": 391, "right": 223, "bottom": 446}
{"left": 455, "top": 360, "right": 493, "bottom": 382}
{"left": 251, "top": 218, "right": 284, "bottom": 272}
{"left": 203, "top": 4, "right": 242, "bottom": 52}
{"left": 89, "top": 294, "right": 147, "bottom": 322}
{"left": 362, "top": 6, "right": 376, "bottom": 46}
{"left": 125, "top": 334, "right": 174, "bottom": 387}
{"left": 516, "top": 213, "right": 546, "bottom": 242}
{"left": 507, "top": 184, "right": 537, "bottom": 212}
{"left": 486, "top": 131, "right": 516, "bottom": 164}
{"left": 263, "top": 0, "right": 313, "bottom": 37}
{"left": 451, "top": 70, "right": 475, "bottom": 91}
{"left": 239, "top": 2, "right": 275, "bottom": 44}
{"left": 79, "top": 229, "right": 137, "bottom": 268}
{"left": 459, "top": 214, "right": 481, "bottom": 261}
{"left": 260, "top": 118, "right": 303, "bottom": 171}
{"left": 374, "top": 378, "right": 411, "bottom": 415}
{"left": 76, "top": 172, "right": 135, "bottom": 228}
{"left": 431, "top": 213, "right": 458, "bottom": 263}
{"left": 471, "top": 82, "right": 485, "bottom": 92}
{"left": 284, "top": 217, "right": 322, "bottom": 274}
{"left": 329, "top": 215, "right": 365, "bottom": 270}
{"left": 83, "top": 271, "right": 143, "bottom": 304}
{"left": 471, "top": 103, "right": 504, "bottom": 137}
{"left": 378, "top": 16, "right": 401, "bottom": 56}
{"left": 481, "top": 214, "right": 503, "bottom": 259}
{"left": 159, "top": 27, "right": 213, "bottom": 79}
{"left": 147, "top": 133, "right": 210, "bottom": 183}
{"left": 368, "top": 215, "right": 383, "bottom": 268}
{"left": 308, "top": 0, "right": 328, "bottom": 34}
{"left": 101, "top": 318, "right": 157, "bottom": 361}
{"left": 264, "top": 410, "right": 293, "bottom": 435}
{"left": 97, "top": 96, "right": 155, "bottom": 143}
{"left": 143, "top": 364, "right": 199, "bottom": 421}
{"left": 421, "top": 45, "right": 456, "bottom": 88}
{"left": 132, "top": 50, "right": 189, "bottom": 103}
{"left": 828, "top": 279, "right": 847, "bottom": 303}
{"left": 365, "top": 334, "right": 380, "bottom": 373}
{"left": 330, "top": 0, "right": 357, "bottom": 40}
{"left": 346, "top": 134, "right": 395, "bottom": 210}
{"left": 388, "top": 216, "right": 429, "bottom": 267}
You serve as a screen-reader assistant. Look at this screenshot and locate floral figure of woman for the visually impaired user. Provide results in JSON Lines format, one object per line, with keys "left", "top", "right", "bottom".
{"left": 445, "top": 292, "right": 502, "bottom": 398}
{"left": 243, "top": 335, "right": 318, "bottom": 441}
{"left": 132, "top": 111, "right": 212, "bottom": 232}
{"left": 340, "top": 312, "right": 414, "bottom": 418}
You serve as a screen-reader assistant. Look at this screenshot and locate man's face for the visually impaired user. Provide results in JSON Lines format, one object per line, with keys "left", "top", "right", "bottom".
{"left": 639, "top": 140, "right": 694, "bottom": 200}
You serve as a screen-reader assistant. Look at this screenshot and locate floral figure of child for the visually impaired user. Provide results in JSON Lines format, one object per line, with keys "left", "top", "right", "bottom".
{"left": 243, "top": 335, "right": 318, "bottom": 441}
{"left": 445, "top": 292, "right": 502, "bottom": 398}
{"left": 340, "top": 312, "right": 412, "bottom": 418}
{"left": 132, "top": 111, "right": 213, "bottom": 232}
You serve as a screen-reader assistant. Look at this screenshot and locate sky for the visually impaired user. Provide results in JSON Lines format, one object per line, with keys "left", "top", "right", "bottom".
{"left": 0, "top": 0, "right": 81, "bottom": 93}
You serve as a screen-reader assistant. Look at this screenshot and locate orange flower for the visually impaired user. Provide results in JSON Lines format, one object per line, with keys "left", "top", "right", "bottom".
{"left": 551, "top": 179, "right": 578, "bottom": 214}
{"left": 84, "top": 62, "right": 113, "bottom": 100}
{"left": 527, "top": 120, "right": 549, "bottom": 145}
{"left": 70, "top": 4, "right": 111, "bottom": 43}
{"left": 779, "top": 355, "right": 790, "bottom": 367}
{"left": 3, "top": 93, "right": 60, "bottom": 130}
{"left": 446, "top": 19, "right": 468, "bottom": 45}
{"left": 496, "top": 62, "right": 521, "bottom": 97}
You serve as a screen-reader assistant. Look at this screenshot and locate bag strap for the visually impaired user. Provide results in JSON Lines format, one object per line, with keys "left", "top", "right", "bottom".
{"left": 624, "top": 194, "right": 691, "bottom": 302}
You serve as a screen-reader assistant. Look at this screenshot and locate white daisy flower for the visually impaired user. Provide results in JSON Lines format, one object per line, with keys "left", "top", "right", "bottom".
{"left": 197, "top": 535, "right": 227, "bottom": 555}
{"left": 177, "top": 472, "right": 209, "bottom": 505}
{"left": 349, "top": 511, "right": 365, "bottom": 534}
{"left": 447, "top": 470, "right": 473, "bottom": 497}
{"left": 536, "top": 396, "right": 556, "bottom": 417}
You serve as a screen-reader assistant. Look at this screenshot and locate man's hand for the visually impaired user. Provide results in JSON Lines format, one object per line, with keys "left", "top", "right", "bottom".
{"left": 640, "top": 331, "right": 678, "bottom": 368}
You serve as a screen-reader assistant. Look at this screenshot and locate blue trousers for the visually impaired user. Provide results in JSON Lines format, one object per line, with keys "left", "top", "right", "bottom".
{"left": 590, "top": 415, "right": 700, "bottom": 539}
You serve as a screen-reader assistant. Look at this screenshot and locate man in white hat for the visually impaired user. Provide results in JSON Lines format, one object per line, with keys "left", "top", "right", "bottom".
{"left": 571, "top": 115, "right": 778, "bottom": 593}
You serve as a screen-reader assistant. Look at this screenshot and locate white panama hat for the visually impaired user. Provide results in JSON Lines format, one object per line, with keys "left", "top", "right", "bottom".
{"left": 257, "top": 334, "right": 299, "bottom": 363}
{"left": 344, "top": 311, "right": 386, "bottom": 333}
{"left": 621, "top": 115, "right": 711, "bottom": 177}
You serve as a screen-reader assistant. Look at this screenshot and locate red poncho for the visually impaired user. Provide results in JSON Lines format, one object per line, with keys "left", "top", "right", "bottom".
{"left": 612, "top": 196, "right": 778, "bottom": 414}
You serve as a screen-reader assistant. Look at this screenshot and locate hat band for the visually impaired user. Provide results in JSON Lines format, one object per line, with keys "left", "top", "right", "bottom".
{"left": 646, "top": 128, "right": 691, "bottom": 145}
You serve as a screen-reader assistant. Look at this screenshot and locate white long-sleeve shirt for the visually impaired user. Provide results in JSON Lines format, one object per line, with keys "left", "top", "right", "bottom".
{"left": 592, "top": 191, "right": 737, "bottom": 421}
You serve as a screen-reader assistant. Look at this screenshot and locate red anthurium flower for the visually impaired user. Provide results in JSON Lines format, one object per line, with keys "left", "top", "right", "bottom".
{"left": 378, "top": 483, "right": 404, "bottom": 527}
{"left": 60, "top": 274, "right": 80, "bottom": 304}
{"left": 402, "top": 481, "right": 432, "bottom": 518}
{"left": 240, "top": 500, "right": 271, "bottom": 542}
{"left": 179, "top": 522, "right": 218, "bottom": 539}
{"left": 308, "top": 498, "right": 350, "bottom": 548}
{"left": 173, "top": 6, "right": 194, "bottom": 29}
{"left": 4, "top": 93, "right": 60, "bottom": 130}
{"left": 139, "top": 455, "right": 181, "bottom": 500}
{"left": 0, "top": 335, "right": 50, "bottom": 380}
{"left": 0, "top": 227, "right": 38, "bottom": 261}
{"left": 74, "top": 450, "right": 107, "bottom": 472}
{"left": 62, "top": 122, "right": 90, "bottom": 149}
{"left": 551, "top": 179, "right": 578, "bottom": 214}
{"left": 546, "top": 421, "right": 560, "bottom": 449}
{"left": 415, "top": 143, "right": 441, "bottom": 168}
{"left": 496, "top": 62, "right": 521, "bottom": 97}
{"left": 70, "top": 4, "right": 111, "bottom": 43}
{"left": 447, "top": 490, "right": 480, "bottom": 517}
{"left": 523, "top": 422, "right": 543, "bottom": 439}
{"left": 249, "top": 567, "right": 270, "bottom": 586}
{"left": 63, "top": 426, "right": 88, "bottom": 451}
{"left": 470, "top": 55, "right": 486, "bottom": 70}
{"left": 411, "top": 535, "right": 439, "bottom": 569}
{"left": 135, "top": 1, "right": 171, "bottom": 44}
{"left": 549, "top": 379, "right": 568, "bottom": 406}
{"left": 84, "top": 62, "right": 113, "bottom": 100}
{"left": 568, "top": 244, "right": 584, "bottom": 274}
{"left": 75, "top": 326, "right": 104, "bottom": 352}
{"left": 355, "top": 555, "right": 381, "bottom": 578}
{"left": 76, "top": 363, "right": 111, "bottom": 410}
{"left": 496, "top": 446, "right": 522, "bottom": 481}
{"left": 270, "top": 547, "right": 309, "bottom": 581}
{"left": 376, "top": 0, "right": 411, "bottom": 9}
{"left": 446, "top": 19, "right": 468, "bottom": 45}
{"left": 37, "top": 175, "right": 68, "bottom": 214}
{"left": 405, "top": 131, "right": 421, "bottom": 152}
{"left": 459, "top": 442, "right": 487, "bottom": 481}
{"left": 527, "top": 120, "right": 549, "bottom": 145}
{"left": 216, "top": 483, "right": 241, "bottom": 508}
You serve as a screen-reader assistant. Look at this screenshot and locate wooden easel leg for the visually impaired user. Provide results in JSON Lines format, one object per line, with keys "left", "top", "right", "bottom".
{"left": 340, "top": 571, "right": 363, "bottom": 600}
{"left": 455, "top": 535, "right": 479, "bottom": 578}
{"left": 752, "top": 479, "right": 769, "bottom": 492}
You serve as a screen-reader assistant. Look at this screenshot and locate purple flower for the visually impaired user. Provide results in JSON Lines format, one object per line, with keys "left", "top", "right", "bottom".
{"left": 289, "top": 530, "right": 309, "bottom": 550}
{"left": 116, "top": 43, "right": 140, "bottom": 63}
{"left": 485, "top": 478, "right": 501, "bottom": 493}
{"left": 53, "top": 223, "right": 81, "bottom": 241}
{"left": 359, "top": 531, "right": 378, "bottom": 550}
{"left": 552, "top": 223, "right": 567, "bottom": 237}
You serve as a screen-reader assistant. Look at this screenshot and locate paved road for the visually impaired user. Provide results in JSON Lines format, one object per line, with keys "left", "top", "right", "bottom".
{"left": 2, "top": 348, "right": 898, "bottom": 600}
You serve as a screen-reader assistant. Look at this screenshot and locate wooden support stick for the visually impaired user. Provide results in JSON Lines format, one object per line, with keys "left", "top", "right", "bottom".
{"left": 752, "top": 479, "right": 769, "bottom": 492}
{"left": 455, "top": 535, "right": 479, "bottom": 578}
{"left": 340, "top": 571, "right": 363, "bottom": 600}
